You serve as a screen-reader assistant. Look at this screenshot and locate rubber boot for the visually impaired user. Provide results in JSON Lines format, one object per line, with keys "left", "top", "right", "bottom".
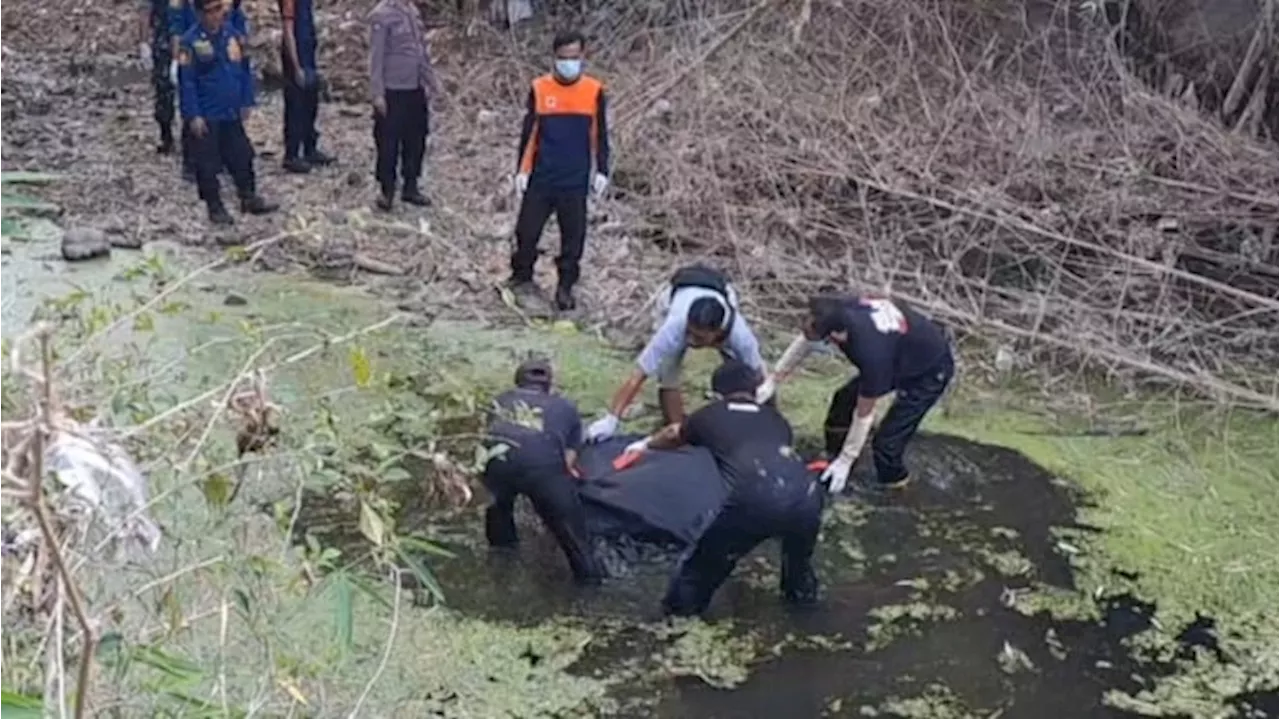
{"left": 555, "top": 284, "right": 576, "bottom": 312}
{"left": 240, "top": 195, "right": 278, "bottom": 215}
{"left": 282, "top": 157, "right": 312, "bottom": 174}
{"left": 208, "top": 201, "right": 234, "bottom": 226}
{"left": 305, "top": 148, "right": 336, "bottom": 167}
{"left": 402, "top": 185, "right": 430, "bottom": 207}
{"left": 157, "top": 125, "right": 174, "bottom": 155}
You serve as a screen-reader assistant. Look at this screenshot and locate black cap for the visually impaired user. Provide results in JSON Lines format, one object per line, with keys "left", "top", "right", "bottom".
{"left": 711, "top": 360, "right": 759, "bottom": 398}
{"left": 514, "top": 357, "right": 553, "bottom": 390}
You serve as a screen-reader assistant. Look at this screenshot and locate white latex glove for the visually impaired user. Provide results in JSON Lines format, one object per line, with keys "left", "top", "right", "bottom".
{"left": 513, "top": 172, "right": 529, "bottom": 195}
{"left": 168, "top": 60, "right": 178, "bottom": 85}
{"left": 755, "top": 376, "right": 777, "bottom": 404}
{"left": 139, "top": 42, "right": 151, "bottom": 67}
{"left": 623, "top": 437, "right": 650, "bottom": 456}
{"left": 820, "top": 455, "right": 855, "bottom": 495}
{"left": 585, "top": 413, "right": 619, "bottom": 443}
{"left": 591, "top": 172, "right": 609, "bottom": 197}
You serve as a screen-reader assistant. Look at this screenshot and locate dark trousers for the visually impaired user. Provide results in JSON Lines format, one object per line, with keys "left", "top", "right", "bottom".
{"left": 663, "top": 489, "right": 823, "bottom": 617}
{"left": 824, "top": 350, "right": 955, "bottom": 485}
{"left": 482, "top": 459, "right": 603, "bottom": 584}
{"left": 281, "top": 54, "right": 320, "bottom": 159}
{"left": 190, "top": 119, "right": 256, "bottom": 209}
{"left": 510, "top": 188, "right": 588, "bottom": 291}
{"left": 181, "top": 125, "right": 196, "bottom": 174}
{"left": 373, "top": 88, "right": 429, "bottom": 195}
{"left": 150, "top": 45, "right": 175, "bottom": 140}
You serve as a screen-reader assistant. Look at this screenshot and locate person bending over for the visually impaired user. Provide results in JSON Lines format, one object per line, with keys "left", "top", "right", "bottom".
{"left": 481, "top": 358, "right": 604, "bottom": 585}
{"left": 758, "top": 293, "right": 954, "bottom": 494}
{"left": 586, "top": 264, "right": 765, "bottom": 441}
{"left": 625, "top": 360, "right": 822, "bottom": 617}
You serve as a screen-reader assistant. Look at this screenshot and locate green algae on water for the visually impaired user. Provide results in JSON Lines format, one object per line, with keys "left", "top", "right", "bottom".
{"left": 864, "top": 602, "right": 961, "bottom": 652}
{"left": 857, "top": 682, "right": 981, "bottom": 718}
{"left": 651, "top": 619, "right": 763, "bottom": 689}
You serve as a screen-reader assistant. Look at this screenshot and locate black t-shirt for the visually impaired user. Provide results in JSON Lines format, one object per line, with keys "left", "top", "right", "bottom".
{"left": 815, "top": 295, "right": 950, "bottom": 398}
{"left": 485, "top": 388, "right": 583, "bottom": 464}
{"left": 681, "top": 399, "right": 809, "bottom": 505}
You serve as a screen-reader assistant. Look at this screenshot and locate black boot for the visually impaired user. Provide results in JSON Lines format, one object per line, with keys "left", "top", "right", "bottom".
{"left": 375, "top": 188, "right": 394, "bottom": 211}
{"left": 304, "top": 148, "right": 336, "bottom": 167}
{"left": 555, "top": 285, "right": 576, "bottom": 312}
{"left": 208, "top": 202, "right": 234, "bottom": 226}
{"left": 401, "top": 186, "right": 430, "bottom": 206}
{"left": 282, "top": 157, "right": 312, "bottom": 174}
{"left": 240, "top": 195, "right": 278, "bottom": 215}
{"left": 182, "top": 165, "right": 196, "bottom": 183}
{"left": 506, "top": 278, "right": 543, "bottom": 307}
{"left": 157, "top": 126, "right": 174, "bottom": 155}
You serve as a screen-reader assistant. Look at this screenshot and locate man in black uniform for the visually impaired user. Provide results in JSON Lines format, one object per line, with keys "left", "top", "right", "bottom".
{"left": 482, "top": 358, "right": 604, "bottom": 585}
{"left": 625, "top": 360, "right": 822, "bottom": 616}
{"left": 758, "top": 293, "right": 954, "bottom": 493}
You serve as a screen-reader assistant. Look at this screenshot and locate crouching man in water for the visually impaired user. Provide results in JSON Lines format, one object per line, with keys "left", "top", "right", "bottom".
{"left": 758, "top": 293, "right": 954, "bottom": 494}
{"left": 625, "top": 360, "right": 822, "bottom": 616}
{"left": 586, "top": 264, "right": 765, "bottom": 440}
{"left": 482, "top": 358, "right": 605, "bottom": 585}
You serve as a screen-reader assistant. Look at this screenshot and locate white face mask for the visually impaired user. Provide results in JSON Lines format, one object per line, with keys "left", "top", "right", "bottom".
{"left": 554, "top": 58, "right": 583, "bottom": 81}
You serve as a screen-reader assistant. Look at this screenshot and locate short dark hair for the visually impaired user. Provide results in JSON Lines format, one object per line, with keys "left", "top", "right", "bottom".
{"left": 553, "top": 30, "right": 586, "bottom": 53}
{"left": 193, "top": 0, "right": 217, "bottom": 13}
{"left": 807, "top": 294, "right": 850, "bottom": 337}
{"left": 711, "top": 360, "right": 760, "bottom": 398}
{"left": 687, "top": 297, "right": 727, "bottom": 332}
{"left": 514, "top": 357, "right": 553, "bottom": 390}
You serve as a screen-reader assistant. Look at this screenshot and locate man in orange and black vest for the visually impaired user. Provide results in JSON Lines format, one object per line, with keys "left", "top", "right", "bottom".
{"left": 510, "top": 30, "right": 611, "bottom": 312}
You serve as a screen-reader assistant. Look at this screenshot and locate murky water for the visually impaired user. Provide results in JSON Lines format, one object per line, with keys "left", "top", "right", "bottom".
{"left": 294, "top": 432, "right": 1274, "bottom": 718}
{"left": 5, "top": 236, "right": 1270, "bottom": 717}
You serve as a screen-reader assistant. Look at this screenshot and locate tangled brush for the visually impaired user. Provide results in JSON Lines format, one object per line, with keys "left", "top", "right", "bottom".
{"left": 1, "top": 323, "right": 163, "bottom": 718}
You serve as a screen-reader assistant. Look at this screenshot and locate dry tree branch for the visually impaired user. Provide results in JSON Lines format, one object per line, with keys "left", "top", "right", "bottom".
{"left": 8, "top": 324, "right": 99, "bottom": 719}
{"left": 1221, "top": 0, "right": 1277, "bottom": 123}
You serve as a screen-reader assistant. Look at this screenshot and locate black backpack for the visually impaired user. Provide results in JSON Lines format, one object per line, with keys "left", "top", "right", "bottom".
{"left": 670, "top": 264, "right": 736, "bottom": 333}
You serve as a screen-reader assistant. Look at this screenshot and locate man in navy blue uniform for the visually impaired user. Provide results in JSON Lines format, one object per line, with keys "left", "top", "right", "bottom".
{"left": 279, "top": 0, "right": 336, "bottom": 173}
{"left": 758, "top": 293, "right": 954, "bottom": 493}
{"left": 481, "top": 358, "right": 604, "bottom": 585}
{"left": 169, "top": 0, "right": 249, "bottom": 182}
{"left": 624, "top": 360, "right": 822, "bottom": 616}
{"left": 177, "top": 0, "right": 277, "bottom": 225}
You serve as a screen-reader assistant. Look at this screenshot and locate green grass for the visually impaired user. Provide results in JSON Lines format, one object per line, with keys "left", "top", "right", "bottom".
{"left": 9, "top": 253, "right": 1275, "bottom": 715}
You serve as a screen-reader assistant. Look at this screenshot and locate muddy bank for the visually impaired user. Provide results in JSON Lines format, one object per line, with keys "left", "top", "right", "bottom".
{"left": 289, "top": 428, "right": 1277, "bottom": 718}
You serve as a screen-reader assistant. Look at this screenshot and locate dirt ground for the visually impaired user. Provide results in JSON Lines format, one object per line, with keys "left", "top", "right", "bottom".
{"left": 0, "top": 34, "right": 667, "bottom": 336}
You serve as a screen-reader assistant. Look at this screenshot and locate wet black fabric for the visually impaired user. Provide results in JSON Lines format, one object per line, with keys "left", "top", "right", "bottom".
{"left": 575, "top": 436, "right": 727, "bottom": 546}
{"left": 575, "top": 430, "right": 822, "bottom": 614}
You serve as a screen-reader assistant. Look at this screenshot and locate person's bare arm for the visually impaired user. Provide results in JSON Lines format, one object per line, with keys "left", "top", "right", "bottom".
{"left": 645, "top": 423, "right": 685, "bottom": 451}
{"left": 608, "top": 369, "right": 647, "bottom": 418}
